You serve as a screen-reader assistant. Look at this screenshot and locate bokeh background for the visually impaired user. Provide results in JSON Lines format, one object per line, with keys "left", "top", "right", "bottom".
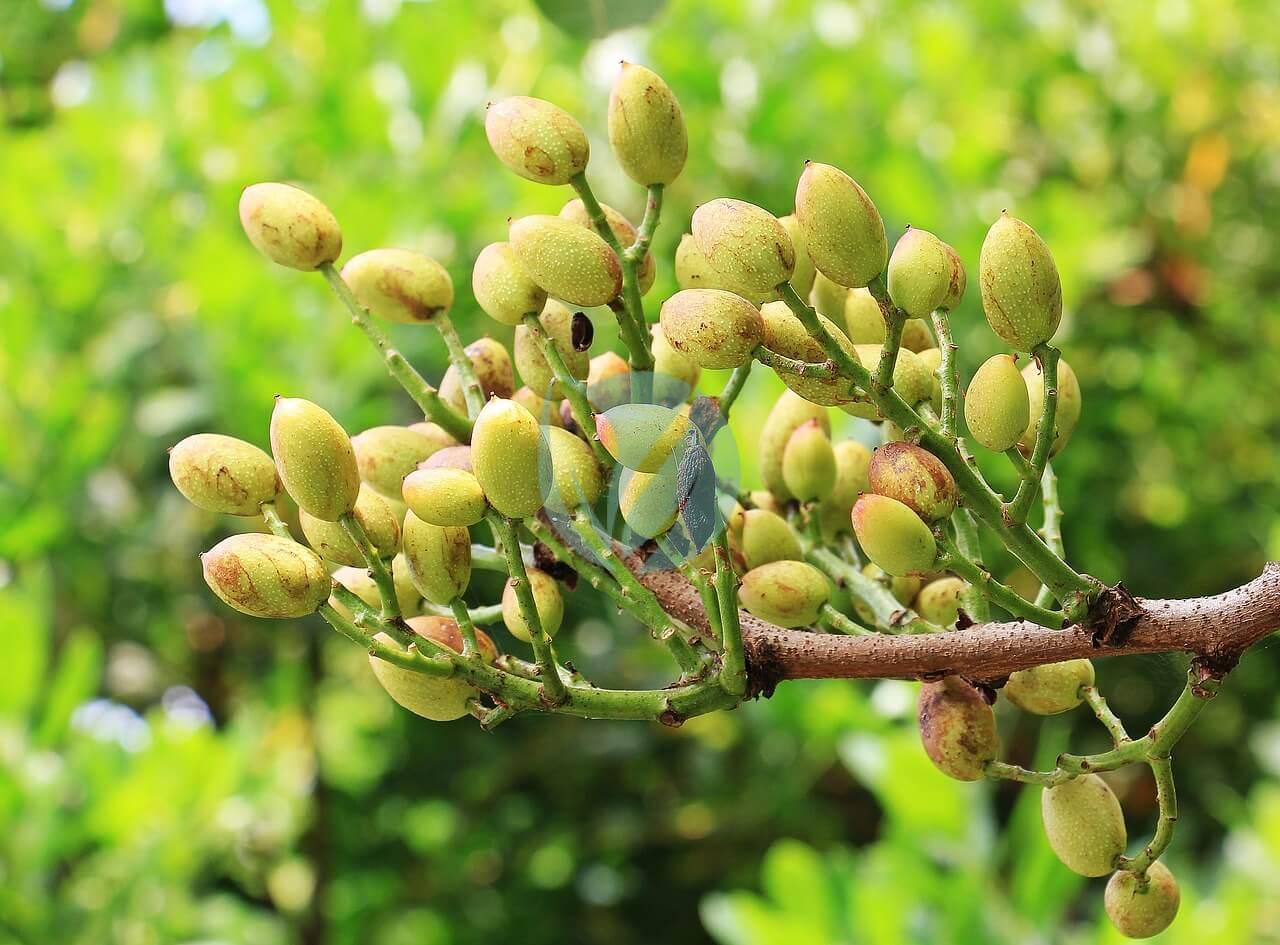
{"left": 4, "top": 0, "right": 1280, "bottom": 942}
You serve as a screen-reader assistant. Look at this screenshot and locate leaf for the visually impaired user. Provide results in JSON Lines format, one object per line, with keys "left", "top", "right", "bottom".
{"left": 0, "top": 566, "right": 51, "bottom": 720}
{"left": 531, "top": 0, "right": 667, "bottom": 39}
{"left": 36, "top": 627, "right": 103, "bottom": 745}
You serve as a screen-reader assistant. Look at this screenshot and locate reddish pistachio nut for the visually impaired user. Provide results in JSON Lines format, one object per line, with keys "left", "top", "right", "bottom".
{"left": 270, "top": 397, "right": 360, "bottom": 522}
{"left": 341, "top": 248, "right": 453, "bottom": 324}
{"left": 809, "top": 270, "right": 849, "bottom": 319}
{"left": 1105, "top": 861, "right": 1180, "bottom": 939}
{"left": 691, "top": 199, "right": 795, "bottom": 299}
{"left": 867, "top": 441, "right": 957, "bottom": 521}
{"left": 402, "top": 466, "right": 487, "bottom": 527}
{"left": 794, "top": 162, "right": 887, "bottom": 288}
{"left": 472, "top": 241, "right": 548, "bottom": 326}
{"left": 917, "top": 676, "right": 999, "bottom": 780}
{"left": 588, "top": 351, "right": 630, "bottom": 387}
{"left": 851, "top": 494, "right": 937, "bottom": 576}
{"left": 353, "top": 425, "right": 451, "bottom": 500}
{"left": 439, "top": 336, "right": 516, "bottom": 414}
{"left": 741, "top": 509, "right": 803, "bottom": 570}
{"left": 619, "top": 464, "right": 680, "bottom": 538}
{"left": 502, "top": 567, "right": 565, "bottom": 642}
{"left": 607, "top": 62, "right": 688, "bottom": 186}
{"left": 760, "top": 300, "right": 862, "bottom": 407}
{"left": 471, "top": 397, "right": 548, "bottom": 518}
{"left": 238, "top": 182, "right": 341, "bottom": 270}
{"left": 401, "top": 512, "right": 472, "bottom": 604}
{"left": 369, "top": 616, "right": 498, "bottom": 721}
{"left": 759, "top": 390, "right": 830, "bottom": 499}
{"left": 484, "top": 96, "right": 589, "bottom": 185}
{"left": 514, "top": 299, "right": 589, "bottom": 400}
{"left": 512, "top": 386, "right": 565, "bottom": 427}
{"left": 779, "top": 214, "right": 816, "bottom": 299}
{"left": 559, "top": 198, "right": 655, "bottom": 294}
{"left": 1020, "top": 357, "right": 1082, "bottom": 456}
{"left": 202, "top": 533, "right": 330, "bottom": 618}
{"left": 887, "top": 227, "right": 951, "bottom": 318}
{"left": 966, "top": 354, "right": 1031, "bottom": 451}
{"left": 544, "top": 426, "right": 604, "bottom": 512}
{"left": 659, "top": 288, "right": 764, "bottom": 370}
{"left": 509, "top": 215, "right": 622, "bottom": 307}
{"left": 818, "top": 439, "right": 872, "bottom": 540}
{"left": 979, "top": 212, "right": 1062, "bottom": 351}
{"left": 596, "top": 402, "right": 693, "bottom": 473}
{"left": 169, "top": 433, "right": 280, "bottom": 516}
{"left": 1041, "top": 774, "right": 1128, "bottom": 877}
{"left": 1005, "top": 659, "right": 1095, "bottom": 715}
{"left": 739, "top": 560, "right": 830, "bottom": 628}
{"left": 840, "top": 345, "right": 932, "bottom": 419}
{"left": 651, "top": 324, "right": 701, "bottom": 391}
{"left": 914, "top": 576, "right": 966, "bottom": 626}
{"left": 782, "top": 419, "right": 837, "bottom": 501}
{"left": 331, "top": 555, "right": 421, "bottom": 618}
{"left": 941, "top": 242, "right": 967, "bottom": 310}
{"left": 299, "top": 484, "right": 401, "bottom": 566}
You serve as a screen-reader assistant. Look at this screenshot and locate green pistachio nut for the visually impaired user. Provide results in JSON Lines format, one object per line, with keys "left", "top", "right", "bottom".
{"left": 543, "top": 426, "right": 604, "bottom": 512}
{"left": 917, "top": 676, "right": 999, "bottom": 781}
{"left": 169, "top": 433, "right": 280, "bottom": 516}
{"left": 472, "top": 241, "right": 548, "bottom": 326}
{"left": 1005, "top": 659, "right": 1095, "bottom": 715}
{"left": 809, "top": 270, "right": 849, "bottom": 319}
{"left": 914, "top": 576, "right": 967, "bottom": 627}
{"left": 691, "top": 199, "right": 795, "bottom": 299}
{"left": 818, "top": 439, "right": 872, "bottom": 540}
{"left": 867, "top": 442, "right": 957, "bottom": 521}
{"left": 619, "top": 463, "right": 680, "bottom": 538}
{"left": 1105, "top": 862, "right": 1180, "bottom": 939}
{"left": 782, "top": 419, "right": 837, "bottom": 501}
{"left": 559, "top": 198, "right": 655, "bottom": 293}
{"left": 941, "top": 242, "right": 967, "bottom": 311}
{"left": 659, "top": 288, "right": 764, "bottom": 370}
{"left": 332, "top": 556, "right": 421, "bottom": 618}
{"left": 402, "top": 467, "right": 487, "bottom": 527}
{"left": 509, "top": 215, "right": 622, "bottom": 308}
{"left": 843, "top": 288, "right": 885, "bottom": 342}
{"left": 353, "top": 425, "right": 451, "bottom": 500}
{"left": 595, "top": 402, "right": 693, "bottom": 473}
{"left": 512, "top": 386, "right": 564, "bottom": 428}
{"left": 749, "top": 489, "right": 783, "bottom": 516}
{"left": 887, "top": 227, "right": 951, "bottom": 318}
{"left": 739, "top": 560, "right": 830, "bottom": 628}
{"left": 851, "top": 494, "right": 937, "bottom": 576}
{"left": 369, "top": 616, "right": 498, "bottom": 722}
{"left": 1041, "top": 774, "right": 1128, "bottom": 877}
{"left": 979, "top": 212, "right": 1062, "bottom": 351}
{"left": 1019, "top": 357, "right": 1082, "bottom": 456}
{"left": 740, "top": 509, "right": 803, "bottom": 570}
{"left": 471, "top": 397, "right": 549, "bottom": 518}
{"left": 270, "top": 397, "right": 360, "bottom": 522}
{"left": 607, "top": 62, "right": 688, "bottom": 186}
{"left": 840, "top": 345, "right": 932, "bottom": 419}
{"left": 484, "top": 96, "right": 589, "bottom": 185}
{"left": 238, "top": 182, "right": 341, "bottom": 271}
{"left": 651, "top": 324, "right": 701, "bottom": 391}
{"left": 794, "top": 162, "right": 887, "bottom": 289}
{"left": 341, "top": 248, "right": 453, "bottom": 324}
{"left": 965, "top": 354, "right": 1031, "bottom": 451}
{"left": 439, "top": 337, "right": 516, "bottom": 414}
{"left": 401, "top": 512, "right": 472, "bottom": 604}
{"left": 917, "top": 347, "right": 944, "bottom": 414}
{"left": 514, "top": 299, "right": 589, "bottom": 400}
{"left": 202, "top": 533, "right": 330, "bottom": 618}
{"left": 759, "top": 391, "right": 830, "bottom": 499}
{"left": 778, "top": 214, "right": 816, "bottom": 300}
{"left": 501, "top": 567, "right": 565, "bottom": 643}
{"left": 299, "top": 484, "right": 401, "bottom": 566}
{"left": 760, "top": 301, "right": 862, "bottom": 407}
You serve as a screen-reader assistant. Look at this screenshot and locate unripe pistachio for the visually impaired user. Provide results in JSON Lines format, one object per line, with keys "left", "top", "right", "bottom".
{"left": 840, "top": 345, "right": 932, "bottom": 419}
{"left": 369, "top": 617, "right": 498, "bottom": 722}
{"left": 202, "top": 533, "right": 330, "bottom": 618}
{"left": 887, "top": 227, "right": 951, "bottom": 318}
{"left": 794, "top": 162, "right": 887, "bottom": 288}
{"left": 544, "top": 426, "right": 604, "bottom": 511}
{"left": 741, "top": 509, "right": 802, "bottom": 570}
{"left": 778, "top": 214, "right": 816, "bottom": 299}
{"left": 1005, "top": 659, "right": 1095, "bottom": 715}
{"left": 341, "top": 248, "right": 453, "bottom": 324}
{"left": 659, "top": 288, "right": 763, "bottom": 371}
{"left": 1041, "top": 774, "right": 1127, "bottom": 877}
{"left": 440, "top": 337, "right": 516, "bottom": 414}
{"left": 501, "top": 567, "right": 565, "bottom": 642}
{"left": 484, "top": 96, "right": 589, "bottom": 185}
{"left": 514, "top": 299, "right": 589, "bottom": 400}
{"left": 843, "top": 287, "right": 886, "bottom": 343}
{"left": 914, "top": 576, "right": 966, "bottom": 626}
{"left": 559, "top": 198, "right": 655, "bottom": 294}
{"left": 917, "top": 676, "right": 999, "bottom": 780}
{"left": 619, "top": 464, "right": 680, "bottom": 538}
{"left": 809, "top": 270, "right": 849, "bottom": 319}
{"left": 818, "top": 439, "right": 872, "bottom": 540}
{"left": 750, "top": 489, "right": 783, "bottom": 515}
{"left": 471, "top": 397, "right": 549, "bottom": 519}
{"left": 965, "top": 354, "right": 1031, "bottom": 451}
{"left": 402, "top": 466, "right": 487, "bottom": 527}
{"left": 691, "top": 199, "right": 795, "bottom": 298}
{"left": 169, "top": 433, "right": 280, "bottom": 516}
{"left": 760, "top": 301, "right": 862, "bottom": 407}
{"left": 588, "top": 351, "right": 630, "bottom": 387}
{"left": 238, "top": 182, "right": 341, "bottom": 271}
{"left": 402, "top": 512, "right": 471, "bottom": 604}
{"left": 867, "top": 442, "right": 957, "bottom": 521}
{"left": 1019, "top": 357, "right": 1082, "bottom": 456}
{"left": 270, "top": 397, "right": 360, "bottom": 522}
{"left": 607, "top": 62, "right": 687, "bottom": 186}
{"left": 421, "top": 445, "right": 473, "bottom": 472}
{"left": 941, "top": 242, "right": 967, "bottom": 310}
{"left": 472, "top": 241, "right": 548, "bottom": 326}
{"left": 979, "top": 212, "right": 1062, "bottom": 351}
{"left": 353, "top": 425, "right": 450, "bottom": 500}
{"left": 651, "top": 324, "right": 701, "bottom": 391}
{"left": 782, "top": 419, "right": 837, "bottom": 501}
{"left": 300, "top": 484, "right": 401, "bottom": 566}
{"left": 851, "top": 494, "right": 937, "bottom": 576}
{"left": 739, "top": 561, "right": 830, "bottom": 628}
{"left": 917, "top": 347, "right": 944, "bottom": 415}
{"left": 1105, "top": 862, "right": 1180, "bottom": 939}
{"left": 759, "top": 391, "right": 830, "bottom": 499}
{"left": 512, "top": 386, "right": 565, "bottom": 427}
{"left": 595, "top": 402, "right": 693, "bottom": 473}
{"left": 509, "top": 215, "right": 622, "bottom": 307}
{"left": 332, "top": 554, "right": 421, "bottom": 618}
{"left": 675, "top": 233, "right": 754, "bottom": 301}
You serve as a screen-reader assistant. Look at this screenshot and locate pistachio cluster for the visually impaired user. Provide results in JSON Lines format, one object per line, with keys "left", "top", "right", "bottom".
{"left": 174, "top": 63, "right": 1194, "bottom": 937}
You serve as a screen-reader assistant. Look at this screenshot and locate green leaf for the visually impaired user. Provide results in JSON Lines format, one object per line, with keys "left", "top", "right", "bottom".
{"left": 531, "top": 0, "right": 667, "bottom": 39}
{"left": 36, "top": 627, "right": 103, "bottom": 745}
{"left": 0, "top": 566, "right": 51, "bottom": 720}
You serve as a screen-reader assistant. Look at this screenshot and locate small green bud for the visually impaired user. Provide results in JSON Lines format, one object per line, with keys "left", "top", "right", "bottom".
{"left": 619, "top": 464, "right": 680, "bottom": 538}
{"left": 559, "top": 199, "right": 655, "bottom": 294}
{"left": 440, "top": 337, "right": 516, "bottom": 414}
{"left": 202, "top": 533, "right": 330, "bottom": 618}
{"left": 914, "top": 576, "right": 966, "bottom": 626}
{"left": 965, "top": 354, "right": 1031, "bottom": 451}
{"left": 512, "top": 386, "right": 565, "bottom": 428}
{"left": 472, "top": 241, "right": 548, "bottom": 326}
{"left": 782, "top": 419, "right": 837, "bottom": 501}
{"left": 353, "top": 424, "right": 451, "bottom": 500}
{"left": 818, "top": 439, "right": 871, "bottom": 540}
{"left": 867, "top": 442, "right": 957, "bottom": 521}
{"left": 544, "top": 426, "right": 604, "bottom": 512}
{"left": 332, "top": 555, "right": 421, "bottom": 618}
{"left": 809, "top": 270, "right": 849, "bottom": 319}
{"left": 1105, "top": 862, "right": 1180, "bottom": 939}
{"left": 778, "top": 214, "right": 816, "bottom": 300}
{"left": 369, "top": 616, "right": 498, "bottom": 722}
{"left": 169, "top": 433, "right": 280, "bottom": 516}
{"left": 607, "top": 62, "right": 688, "bottom": 186}
{"left": 509, "top": 215, "right": 622, "bottom": 307}
{"left": 471, "top": 397, "right": 549, "bottom": 518}
{"left": 1005, "top": 659, "right": 1095, "bottom": 715}
{"left": 739, "top": 560, "right": 830, "bottom": 628}
{"left": 840, "top": 345, "right": 932, "bottom": 419}
{"left": 659, "top": 288, "right": 764, "bottom": 370}
{"left": 651, "top": 324, "right": 701, "bottom": 391}
{"left": 916, "top": 347, "right": 944, "bottom": 415}
{"left": 402, "top": 467, "right": 487, "bottom": 528}
{"left": 917, "top": 676, "right": 999, "bottom": 780}
{"left": 691, "top": 199, "right": 795, "bottom": 299}
{"left": 402, "top": 512, "right": 471, "bottom": 604}
{"left": 794, "top": 162, "right": 887, "bottom": 289}
{"left": 484, "top": 96, "right": 589, "bottom": 185}
{"left": 979, "top": 212, "right": 1062, "bottom": 351}
{"left": 270, "top": 397, "right": 360, "bottom": 522}
{"left": 851, "top": 494, "right": 937, "bottom": 576}
{"left": 238, "top": 182, "right": 341, "bottom": 271}
{"left": 501, "top": 567, "right": 565, "bottom": 642}
{"left": 941, "top": 241, "right": 967, "bottom": 311}
{"left": 740, "top": 509, "right": 802, "bottom": 570}
{"left": 1019, "top": 357, "right": 1082, "bottom": 456}
{"left": 760, "top": 301, "right": 862, "bottom": 407}
{"left": 514, "top": 299, "right": 589, "bottom": 400}
{"left": 887, "top": 227, "right": 951, "bottom": 318}
{"left": 341, "top": 248, "right": 453, "bottom": 324}
{"left": 299, "top": 484, "right": 401, "bottom": 566}
{"left": 1041, "top": 774, "right": 1127, "bottom": 877}
{"left": 759, "top": 391, "right": 830, "bottom": 500}
{"left": 595, "top": 402, "right": 693, "bottom": 473}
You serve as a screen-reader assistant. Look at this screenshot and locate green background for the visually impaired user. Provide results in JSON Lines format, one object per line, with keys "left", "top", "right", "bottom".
{"left": 3, "top": 0, "right": 1280, "bottom": 942}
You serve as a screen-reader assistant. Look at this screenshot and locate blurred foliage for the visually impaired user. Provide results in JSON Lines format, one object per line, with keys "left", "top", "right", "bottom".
{"left": 1, "top": 0, "right": 1279, "bottom": 942}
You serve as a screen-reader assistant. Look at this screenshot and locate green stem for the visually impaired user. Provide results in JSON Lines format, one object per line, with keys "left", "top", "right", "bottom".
{"left": 471, "top": 545, "right": 509, "bottom": 572}
{"left": 1117, "top": 758, "right": 1176, "bottom": 875}
{"left": 656, "top": 532, "right": 722, "bottom": 642}
{"left": 713, "top": 529, "right": 746, "bottom": 696}
{"left": 819, "top": 604, "right": 874, "bottom": 635}
{"left": 435, "top": 313, "right": 486, "bottom": 420}
{"left": 339, "top": 512, "right": 402, "bottom": 622}
{"left": 488, "top": 512, "right": 566, "bottom": 704}
{"left": 1083, "top": 685, "right": 1130, "bottom": 746}
{"left": 521, "top": 313, "right": 612, "bottom": 467}
{"left": 318, "top": 602, "right": 452, "bottom": 676}
{"left": 261, "top": 501, "right": 293, "bottom": 539}
{"left": 1006, "top": 345, "right": 1059, "bottom": 523}
{"left": 718, "top": 362, "right": 752, "bottom": 417}
{"left": 1035, "top": 463, "right": 1064, "bottom": 609}
{"left": 419, "top": 600, "right": 503, "bottom": 625}
{"left": 752, "top": 345, "right": 839, "bottom": 379}
{"left": 449, "top": 598, "right": 479, "bottom": 658}
{"left": 627, "top": 184, "right": 664, "bottom": 261}
{"left": 951, "top": 511, "right": 990, "bottom": 622}
{"left": 930, "top": 309, "right": 960, "bottom": 438}
{"left": 806, "top": 546, "right": 936, "bottom": 634}
{"left": 866, "top": 274, "right": 904, "bottom": 387}
{"left": 936, "top": 538, "right": 1063, "bottom": 628}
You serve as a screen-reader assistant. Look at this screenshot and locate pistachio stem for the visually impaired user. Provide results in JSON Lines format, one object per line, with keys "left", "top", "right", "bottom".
{"left": 1035, "top": 463, "right": 1065, "bottom": 609}
{"left": 520, "top": 313, "right": 613, "bottom": 467}
{"left": 718, "top": 362, "right": 752, "bottom": 418}
{"left": 419, "top": 600, "right": 504, "bottom": 625}
{"left": 752, "top": 345, "right": 839, "bottom": 379}
{"left": 1006, "top": 344, "right": 1059, "bottom": 523}
{"left": 261, "top": 501, "right": 293, "bottom": 539}
{"left": 318, "top": 602, "right": 452, "bottom": 676}
{"left": 950, "top": 511, "right": 991, "bottom": 622}
{"left": 435, "top": 313, "right": 486, "bottom": 420}
{"left": 449, "top": 597, "right": 479, "bottom": 658}
{"left": 1082, "top": 685, "right": 1131, "bottom": 746}
{"left": 655, "top": 532, "right": 722, "bottom": 642}
{"left": 866, "top": 274, "right": 905, "bottom": 388}
{"left": 627, "top": 184, "right": 664, "bottom": 262}
{"left": 712, "top": 528, "right": 746, "bottom": 696}
{"left": 935, "top": 537, "right": 1063, "bottom": 628}
{"left": 819, "top": 604, "right": 875, "bottom": 636}
{"left": 930, "top": 308, "right": 960, "bottom": 438}
{"left": 339, "top": 512, "right": 402, "bottom": 622}
{"left": 1117, "top": 758, "right": 1177, "bottom": 875}
{"left": 806, "top": 545, "right": 936, "bottom": 634}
